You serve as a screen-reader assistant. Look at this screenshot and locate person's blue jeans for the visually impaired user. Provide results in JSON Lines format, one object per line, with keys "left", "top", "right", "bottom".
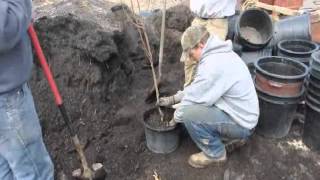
{"left": 178, "top": 105, "right": 252, "bottom": 158}
{"left": 0, "top": 84, "right": 54, "bottom": 180}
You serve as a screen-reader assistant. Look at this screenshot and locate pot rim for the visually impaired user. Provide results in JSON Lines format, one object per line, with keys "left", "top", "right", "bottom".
{"left": 308, "top": 75, "right": 320, "bottom": 89}
{"left": 255, "top": 56, "right": 308, "bottom": 80}
{"left": 277, "top": 39, "right": 319, "bottom": 56}
{"left": 311, "top": 50, "right": 320, "bottom": 64}
{"left": 306, "top": 99, "right": 320, "bottom": 113}
{"left": 142, "top": 108, "right": 177, "bottom": 132}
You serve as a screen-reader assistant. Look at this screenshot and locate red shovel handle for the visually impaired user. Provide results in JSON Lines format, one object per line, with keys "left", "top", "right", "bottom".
{"left": 28, "top": 24, "right": 63, "bottom": 106}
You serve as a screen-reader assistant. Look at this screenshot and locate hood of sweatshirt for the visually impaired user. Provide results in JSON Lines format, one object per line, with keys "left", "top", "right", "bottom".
{"left": 200, "top": 36, "right": 233, "bottom": 61}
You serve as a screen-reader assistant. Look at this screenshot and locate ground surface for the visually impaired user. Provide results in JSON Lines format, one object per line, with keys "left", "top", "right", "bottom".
{"left": 30, "top": 1, "right": 320, "bottom": 180}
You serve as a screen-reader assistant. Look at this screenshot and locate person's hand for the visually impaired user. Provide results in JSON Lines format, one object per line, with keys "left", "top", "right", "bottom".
{"left": 158, "top": 91, "right": 184, "bottom": 107}
{"left": 172, "top": 103, "right": 182, "bottom": 109}
{"left": 158, "top": 96, "right": 175, "bottom": 107}
{"left": 168, "top": 118, "right": 177, "bottom": 127}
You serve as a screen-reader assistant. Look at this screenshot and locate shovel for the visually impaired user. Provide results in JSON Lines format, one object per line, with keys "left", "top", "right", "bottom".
{"left": 28, "top": 24, "right": 105, "bottom": 180}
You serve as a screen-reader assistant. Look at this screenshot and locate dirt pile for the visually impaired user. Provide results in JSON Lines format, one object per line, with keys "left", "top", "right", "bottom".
{"left": 30, "top": 4, "right": 187, "bottom": 179}
{"left": 147, "top": 5, "right": 194, "bottom": 63}
{"left": 33, "top": 0, "right": 120, "bottom": 31}
{"left": 30, "top": 14, "right": 140, "bottom": 179}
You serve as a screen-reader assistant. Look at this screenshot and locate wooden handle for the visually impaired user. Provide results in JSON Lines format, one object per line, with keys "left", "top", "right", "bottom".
{"left": 256, "top": 2, "right": 298, "bottom": 16}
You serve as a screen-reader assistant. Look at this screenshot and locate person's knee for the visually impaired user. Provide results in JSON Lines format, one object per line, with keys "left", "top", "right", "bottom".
{"left": 178, "top": 105, "right": 207, "bottom": 123}
{"left": 182, "top": 105, "right": 212, "bottom": 122}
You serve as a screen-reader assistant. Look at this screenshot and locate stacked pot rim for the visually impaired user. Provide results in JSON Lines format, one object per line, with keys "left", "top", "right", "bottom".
{"left": 306, "top": 51, "right": 320, "bottom": 112}
{"left": 303, "top": 50, "right": 320, "bottom": 151}
{"left": 254, "top": 56, "right": 308, "bottom": 97}
{"left": 277, "top": 39, "right": 319, "bottom": 65}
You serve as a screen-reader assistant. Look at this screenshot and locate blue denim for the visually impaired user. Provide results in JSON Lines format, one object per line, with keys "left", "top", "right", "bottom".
{"left": 179, "top": 105, "right": 252, "bottom": 158}
{"left": 0, "top": 84, "right": 54, "bottom": 180}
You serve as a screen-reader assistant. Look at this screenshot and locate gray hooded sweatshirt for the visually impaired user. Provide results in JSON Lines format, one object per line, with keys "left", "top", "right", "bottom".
{"left": 174, "top": 36, "right": 259, "bottom": 130}
{"left": 0, "top": 0, "right": 33, "bottom": 94}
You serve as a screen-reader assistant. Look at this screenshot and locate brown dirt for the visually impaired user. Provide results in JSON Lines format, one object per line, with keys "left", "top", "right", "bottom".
{"left": 30, "top": 1, "right": 320, "bottom": 180}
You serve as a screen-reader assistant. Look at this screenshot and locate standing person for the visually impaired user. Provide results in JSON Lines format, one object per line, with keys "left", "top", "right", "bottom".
{"left": 0, "top": 0, "right": 54, "bottom": 179}
{"left": 160, "top": 26, "right": 259, "bottom": 168}
{"left": 184, "top": 0, "right": 238, "bottom": 87}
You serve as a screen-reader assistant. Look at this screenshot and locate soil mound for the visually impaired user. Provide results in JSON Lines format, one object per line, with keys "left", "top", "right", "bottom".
{"left": 30, "top": 5, "right": 187, "bottom": 179}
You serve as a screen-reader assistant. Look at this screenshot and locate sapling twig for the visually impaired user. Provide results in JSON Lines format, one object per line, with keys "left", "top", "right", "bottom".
{"left": 126, "top": 1, "right": 164, "bottom": 121}
{"left": 158, "top": 0, "right": 166, "bottom": 81}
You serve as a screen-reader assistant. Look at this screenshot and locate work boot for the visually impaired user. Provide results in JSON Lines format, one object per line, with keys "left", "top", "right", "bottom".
{"left": 225, "top": 139, "right": 247, "bottom": 153}
{"left": 188, "top": 151, "right": 226, "bottom": 168}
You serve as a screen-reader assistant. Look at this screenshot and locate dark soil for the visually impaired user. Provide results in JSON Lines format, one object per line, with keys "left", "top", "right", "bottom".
{"left": 30, "top": 4, "right": 185, "bottom": 180}
{"left": 30, "top": 2, "right": 320, "bottom": 180}
{"left": 148, "top": 5, "right": 194, "bottom": 33}
{"left": 144, "top": 107, "right": 175, "bottom": 130}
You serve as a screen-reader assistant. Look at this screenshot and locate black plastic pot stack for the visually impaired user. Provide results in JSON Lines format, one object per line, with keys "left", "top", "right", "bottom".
{"left": 269, "top": 14, "right": 312, "bottom": 49}
{"left": 254, "top": 56, "right": 308, "bottom": 138}
{"left": 230, "top": 10, "right": 313, "bottom": 73}
{"left": 303, "top": 50, "right": 320, "bottom": 151}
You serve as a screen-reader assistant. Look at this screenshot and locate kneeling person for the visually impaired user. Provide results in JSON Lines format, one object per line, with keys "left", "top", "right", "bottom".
{"left": 160, "top": 26, "right": 259, "bottom": 168}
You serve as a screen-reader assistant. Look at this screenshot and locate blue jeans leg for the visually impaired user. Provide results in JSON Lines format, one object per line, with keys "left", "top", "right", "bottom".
{"left": 0, "top": 155, "right": 14, "bottom": 180}
{"left": 179, "top": 105, "right": 251, "bottom": 158}
{"left": 0, "top": 84, "right": 54, "bottom": 180}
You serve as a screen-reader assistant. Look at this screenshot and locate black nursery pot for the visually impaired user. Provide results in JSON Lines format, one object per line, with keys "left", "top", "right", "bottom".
{"left": 142, "top": 107, "right": 180, "bottom": 154}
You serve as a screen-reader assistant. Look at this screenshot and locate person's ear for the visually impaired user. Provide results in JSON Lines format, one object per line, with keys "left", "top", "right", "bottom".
{"left": 198, "top": 43, "right": 205, "bottom": 49}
